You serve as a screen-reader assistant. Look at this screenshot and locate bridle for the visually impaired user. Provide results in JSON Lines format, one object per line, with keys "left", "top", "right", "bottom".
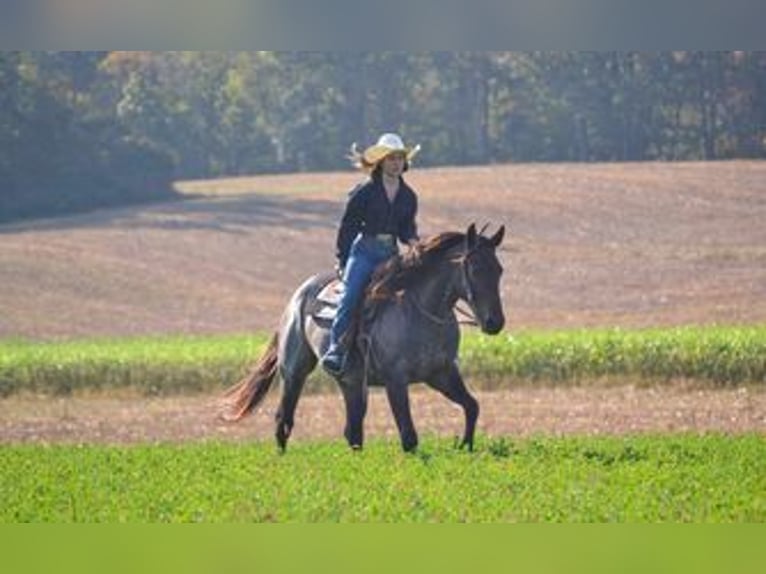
{"left": 409, "top": 244, "right": 484, "bottom": 327}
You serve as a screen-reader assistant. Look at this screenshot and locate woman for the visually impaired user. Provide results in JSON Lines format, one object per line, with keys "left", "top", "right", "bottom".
{"left": 321, "top": 132, "right": 422, "bottom": 375}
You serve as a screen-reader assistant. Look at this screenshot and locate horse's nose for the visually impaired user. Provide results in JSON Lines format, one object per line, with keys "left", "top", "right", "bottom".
{"left": 483, "top": 316, "right": 505, "bottom": 335}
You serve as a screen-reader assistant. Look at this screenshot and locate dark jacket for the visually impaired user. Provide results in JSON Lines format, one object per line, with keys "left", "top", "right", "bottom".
{"left": 335, "top": 174, "right": 419, "bottom": 267}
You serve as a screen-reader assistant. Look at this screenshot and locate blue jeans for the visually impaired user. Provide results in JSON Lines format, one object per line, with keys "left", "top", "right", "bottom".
{"left": 330, "top": 235, "right": 397, "bottom": 348}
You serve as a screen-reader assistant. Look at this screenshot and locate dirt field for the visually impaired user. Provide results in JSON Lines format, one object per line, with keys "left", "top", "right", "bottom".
{"left": 1, "top": 161, "right": 765, "bottom": 443}
{"left": 2, "top": 386, "right": 764, "bottom": 445}
{"left": 2, "top": 161, "right": 766, "bottom": 338}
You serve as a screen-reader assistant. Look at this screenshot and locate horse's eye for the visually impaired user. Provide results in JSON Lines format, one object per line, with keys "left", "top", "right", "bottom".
{"left": 470, "top": 257, "right": 488, "bottom": 272}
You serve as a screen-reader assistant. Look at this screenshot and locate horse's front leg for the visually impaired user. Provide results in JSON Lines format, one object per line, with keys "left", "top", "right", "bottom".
{"left": 426, "top": 364, "right": 479, "bottom": 451}
{"left": 384, "top": 378, "right": 418, "bottom": 452}
{"left": 340, "top": 377, "right": 368, "bottom": 450}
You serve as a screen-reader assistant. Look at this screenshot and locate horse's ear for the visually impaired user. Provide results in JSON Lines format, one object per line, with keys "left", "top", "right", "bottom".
{"left": 466, "top": 223, "right": 478, "bottom": 248}
{"left": 489, "top": 225, "right": 505, "bottom": 248}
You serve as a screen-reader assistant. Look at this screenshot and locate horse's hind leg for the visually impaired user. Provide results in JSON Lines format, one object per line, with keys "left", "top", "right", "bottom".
{"left": 275, "top": 337, "right": 317, "bottom": 452}
{"left": 275, "top": 372, "right": 309, "bottom": 452}
{"left": 426, "top": 365, "right": 479, "bottom": 451}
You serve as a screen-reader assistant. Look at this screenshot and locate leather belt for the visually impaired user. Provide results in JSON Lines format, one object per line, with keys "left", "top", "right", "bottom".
{"left": 365, "top": 233, "right": 395, "bottom": 244}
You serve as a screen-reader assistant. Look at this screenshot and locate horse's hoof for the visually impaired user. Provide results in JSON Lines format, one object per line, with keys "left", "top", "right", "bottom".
{"left": 455, "top": 437, "right": 474, "bottom": 452}
{"left": 402, "top": 442, "right": 418, "bottom": 453}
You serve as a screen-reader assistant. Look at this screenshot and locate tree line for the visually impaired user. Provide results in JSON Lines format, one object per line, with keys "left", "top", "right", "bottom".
{"left": 1, "top": 51, "right": 764, "bottom": 221}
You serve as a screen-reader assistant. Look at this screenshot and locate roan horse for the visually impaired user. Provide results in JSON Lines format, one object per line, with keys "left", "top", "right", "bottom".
{"left": 222, "top": 223, "right": 505, "bottom": 452}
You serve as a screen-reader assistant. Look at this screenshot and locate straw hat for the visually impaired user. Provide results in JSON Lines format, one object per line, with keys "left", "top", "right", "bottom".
{"left": 349, "top": 133, "right": 421, "bottom": 173}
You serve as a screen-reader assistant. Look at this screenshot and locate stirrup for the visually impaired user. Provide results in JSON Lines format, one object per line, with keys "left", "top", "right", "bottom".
{"left": 321, "top": 347, "right": 347, "bottom": 376}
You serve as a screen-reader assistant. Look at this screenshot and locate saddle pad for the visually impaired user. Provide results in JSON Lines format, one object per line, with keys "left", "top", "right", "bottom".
{"left": 312, "top": 279, "right": 345, "bottom": 321}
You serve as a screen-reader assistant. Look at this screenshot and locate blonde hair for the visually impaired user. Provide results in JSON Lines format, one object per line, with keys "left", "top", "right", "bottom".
{"left": 347, "top": 143, "right": 378, "bottom": 172}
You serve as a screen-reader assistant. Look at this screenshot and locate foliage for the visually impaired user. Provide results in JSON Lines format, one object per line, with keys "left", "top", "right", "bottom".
{"left": 1, "top": 434, "right": 763, "bottom": 522}
{"left": 0, "top": 52, "right": 177, "bottom": 223}
{"left": 459, "top": 325, "right": 766, "bottom": 387}
{"left": 1, "top": 326, "right": 765, "bottom": 398}
{"left": 2, "top": 52, "right": 766, "bottom": 222}
{"left": 0, "top": 333, "right": 270, "bottom": 397}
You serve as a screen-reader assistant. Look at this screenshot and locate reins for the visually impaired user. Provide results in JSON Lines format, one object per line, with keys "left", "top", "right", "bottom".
{"left": 408, "top": 247, "right": 480, "bottom": 326}
{"left": 454, "top": 303, "right": 478, "bottom": 326}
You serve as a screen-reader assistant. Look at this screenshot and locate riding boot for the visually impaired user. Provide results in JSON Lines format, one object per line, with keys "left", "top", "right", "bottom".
{"left": 321, "top": 341, "right": 347, "bottom": 376}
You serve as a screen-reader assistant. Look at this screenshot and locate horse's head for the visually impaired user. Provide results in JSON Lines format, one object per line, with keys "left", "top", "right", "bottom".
{"left": 366, "top": 225, "right": 506, "bottom": 334}
{"left": 459, "top": 223, "right": 506, "bottom": 334}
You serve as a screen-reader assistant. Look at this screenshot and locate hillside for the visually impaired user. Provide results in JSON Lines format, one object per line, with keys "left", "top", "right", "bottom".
{"left": 1, "top": 161, "right": 765, "bottom": 340}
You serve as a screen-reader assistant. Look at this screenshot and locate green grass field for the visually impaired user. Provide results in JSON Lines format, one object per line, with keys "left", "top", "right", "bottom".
{"left": 1, "top": 434, "right": 763, "bottom": 522}
{"left": 2, "top": 325, "right": 765, "bottom": 397}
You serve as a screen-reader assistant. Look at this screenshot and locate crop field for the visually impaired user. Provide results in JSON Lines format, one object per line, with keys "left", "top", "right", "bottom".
{"left": 1, "top": 162, "right": 765, "bottom": 523}
{"left": 2, "top": 325, "right": 766, "bottom": 398}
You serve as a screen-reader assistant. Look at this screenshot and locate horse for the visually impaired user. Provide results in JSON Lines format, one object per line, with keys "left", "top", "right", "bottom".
{"left": 222, "top": 223, "right": 506, "bottom": 453}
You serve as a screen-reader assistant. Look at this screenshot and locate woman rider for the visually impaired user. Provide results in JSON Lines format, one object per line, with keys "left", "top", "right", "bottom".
{"left": 321, "top": 132, "right": 422, "bottom": 375}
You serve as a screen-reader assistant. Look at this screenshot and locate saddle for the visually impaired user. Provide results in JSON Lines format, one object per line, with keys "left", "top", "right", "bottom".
{"left": 311, "top": 278, "right": 345, "bottom": 321}
{"left": 311, "top": 274, "right": 393, "bottom": 325}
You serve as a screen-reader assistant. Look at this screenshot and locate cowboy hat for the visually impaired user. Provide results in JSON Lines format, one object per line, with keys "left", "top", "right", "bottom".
{"left": 349, "top": 133, "right": 421, "bottom": 172}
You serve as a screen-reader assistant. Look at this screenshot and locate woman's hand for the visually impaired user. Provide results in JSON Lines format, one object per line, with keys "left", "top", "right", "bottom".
{"left": 405, "top": 241, "right": 423, "bottom": 265}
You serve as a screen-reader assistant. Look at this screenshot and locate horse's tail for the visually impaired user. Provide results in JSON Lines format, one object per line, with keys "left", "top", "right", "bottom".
{"left": 221, "top": 333, "right": 279, "bottom": 421}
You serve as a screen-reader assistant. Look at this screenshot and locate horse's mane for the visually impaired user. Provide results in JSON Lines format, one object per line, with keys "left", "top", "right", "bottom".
{"left": 365, "top": 231, "right": 465, "bottom": 304}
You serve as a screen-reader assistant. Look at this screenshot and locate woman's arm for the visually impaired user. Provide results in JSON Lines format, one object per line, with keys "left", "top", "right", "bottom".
{"left": 335, "top": 183, "right": 368, "bottom": 268}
